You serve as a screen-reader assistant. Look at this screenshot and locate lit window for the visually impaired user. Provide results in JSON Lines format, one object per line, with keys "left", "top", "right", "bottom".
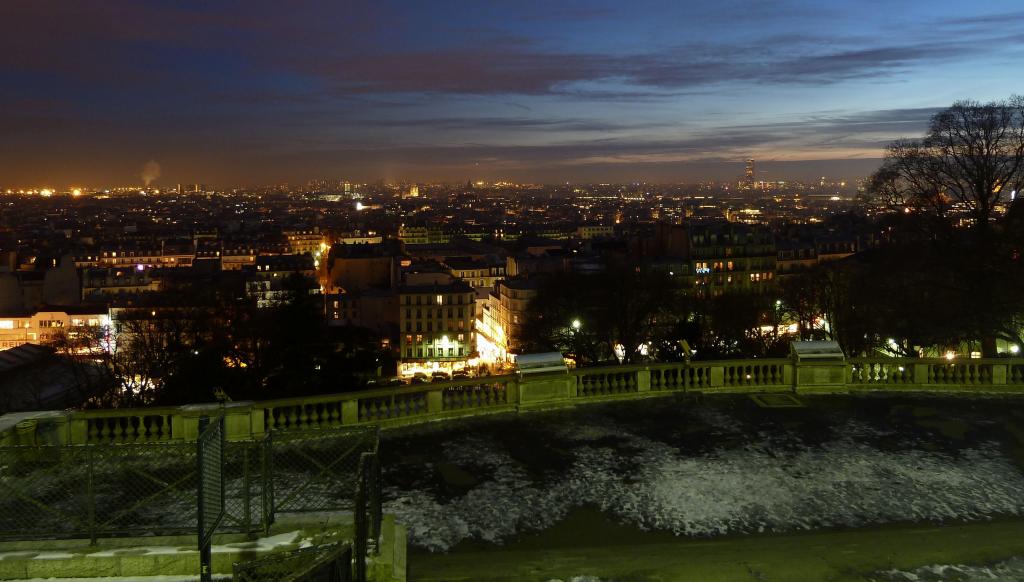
{"left": 0, "top": 320, "right": 12, "bottom": 329}
{"left": 436, "top": 295, "right": 443, "bottom": 305}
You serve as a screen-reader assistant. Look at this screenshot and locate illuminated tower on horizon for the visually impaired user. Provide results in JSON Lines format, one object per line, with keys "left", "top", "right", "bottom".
{"left": 745, "top": 158, "right": 755, "bottom": 180}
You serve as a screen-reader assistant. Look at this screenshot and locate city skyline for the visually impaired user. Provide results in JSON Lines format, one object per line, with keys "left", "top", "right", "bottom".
{"left": 2, "top": 1, "right": 1023, "bottom": 186}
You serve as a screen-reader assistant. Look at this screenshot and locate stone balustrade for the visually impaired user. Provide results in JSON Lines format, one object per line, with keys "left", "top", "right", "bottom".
{"left": 3, "top": 356, "right": 1023, "bottom": 446}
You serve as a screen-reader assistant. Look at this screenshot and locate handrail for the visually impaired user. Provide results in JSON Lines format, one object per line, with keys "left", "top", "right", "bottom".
{"left": 3, "top": 356, "right": 1023, "bottom": 446}
{"left": 256, "top": 373, "right": 518, "bottom": 410}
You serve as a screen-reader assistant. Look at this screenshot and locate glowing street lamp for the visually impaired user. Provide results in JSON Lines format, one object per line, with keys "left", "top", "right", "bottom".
{"left": 571, "top": 318, "right": 581, "bottom": 331}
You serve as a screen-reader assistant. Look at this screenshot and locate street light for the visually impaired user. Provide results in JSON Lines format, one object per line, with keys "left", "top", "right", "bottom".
{"left": 571, "top": 318, "right": 582, "bottom": 331}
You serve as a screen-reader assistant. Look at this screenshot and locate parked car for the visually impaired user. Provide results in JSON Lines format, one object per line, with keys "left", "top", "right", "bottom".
{"left": 410, "top": 373, "right": 429, "bottom": 384}
{"left": 451, "top": 370, "right": 471, "bottom": 380}
{"left": 431, "top": 371, "right": 451, "bottom": 382}
{"left": 366, "top": 377, "right": 403, "bottom": 388}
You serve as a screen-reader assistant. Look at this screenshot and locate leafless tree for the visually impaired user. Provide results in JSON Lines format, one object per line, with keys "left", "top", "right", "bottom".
{"left": 869, "top": 96, "right": 1024, "bottom": 230}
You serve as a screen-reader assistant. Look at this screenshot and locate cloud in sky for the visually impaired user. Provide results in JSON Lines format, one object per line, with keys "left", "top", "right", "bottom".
{"left": 0, "top": 0, "right": 1021, "bottom": 185}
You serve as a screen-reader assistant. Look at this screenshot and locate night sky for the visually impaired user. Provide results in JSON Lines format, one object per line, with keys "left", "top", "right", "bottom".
{"left": 2, "top": 0, "right": 1022, "bottom": 187}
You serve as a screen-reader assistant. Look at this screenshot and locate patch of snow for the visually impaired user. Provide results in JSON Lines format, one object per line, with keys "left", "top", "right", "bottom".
{"left": 871, "top": 557, "right": 1024, "bottom": 580}
{"left": 386, "top": 416, "right": 1024, "bottom": 552}
{"left": 18, "top": 573, "right": 230, "bottom": 577}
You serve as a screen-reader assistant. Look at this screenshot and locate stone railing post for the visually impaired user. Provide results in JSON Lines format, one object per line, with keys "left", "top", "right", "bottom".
{"left": 518, "top": 372, "right": 574, "bottom": 409}
{"left": 636, "top": 368, "right": 651, "bottom": 392}
{"left": 991, "top": 362, "right": 1008, "bottom": 385}
{"left": 69, "top": 416, "right": 89, "bottom": 444}
{"left": 0, "top": 411, "right": 72, "bottom": 446}
{"left": 341, "top": 400, "right": 359, "bottom": 425}
{"left": 427, "top": 389, "right": 444, "bottom": 414}
{"left": 709, "top": 365, "right": 724, "bottom": 388}
{"left": 14, "top": 419, "right": 37, "bottom": 446}
{"left": 794, "top": 360, "right": 847, "bottom": 393}
{"left": 178, "top": 402, "right": 256, "bottom": 441}
{"left": 913, "top": 363, "right": 930, "bottom": 385}
{"left": 249, "top": 405, "right": 266, "bottom": 437}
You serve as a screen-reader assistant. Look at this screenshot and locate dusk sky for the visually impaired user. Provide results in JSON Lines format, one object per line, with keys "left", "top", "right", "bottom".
{"left": 2, "top": 0, "right": 1023, "bottom": 187}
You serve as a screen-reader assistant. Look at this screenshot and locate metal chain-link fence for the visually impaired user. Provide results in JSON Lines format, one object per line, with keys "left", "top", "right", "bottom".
{"left": 0, "top": 437, "right": 270, "bottom": 541}
{"left": 0, "top": 426, "right": 378, "bottom": 544}
{"left": 269, "top": 427, "right": 379, "bottom": 514}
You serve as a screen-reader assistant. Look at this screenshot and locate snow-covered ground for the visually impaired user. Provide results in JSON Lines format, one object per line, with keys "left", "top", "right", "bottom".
{"left": 383, "top": 401, "right": 1024, "bottom": 553}
{"left": 871, "top": 557, "right": 1024, "bottom": 581}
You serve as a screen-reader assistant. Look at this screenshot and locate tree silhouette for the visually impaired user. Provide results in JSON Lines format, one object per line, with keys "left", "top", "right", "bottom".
{"left": 869, "top": 96, "right": 1024, "bottom": 232}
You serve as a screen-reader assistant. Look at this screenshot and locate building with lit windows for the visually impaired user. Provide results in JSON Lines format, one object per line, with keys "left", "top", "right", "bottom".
{"left": 81, "top": 267, "right": 161, "bottom": 301}
{"left": 243, "top": 254, "right": 318, "bottom": 308}
{"left": 220, "top": 243, "right": 258, "bottom": 271}
{"left": 685, "top": 223, "right": 776, "bottom": 297}
{"left": 442, "top": 257, "right": 505, "bottom": 300}
{"left": 283, "top": 227, "right": 324, "bottom": 256}
{"left": 398, "top": 224, "right": 448, "bottom": 245}
{"left": 637, "top": 222, "right": 776, "bottom": 297}
{"left": 397, "top": 280, "right": 475, "bottom": 376}
{"left": 575, "top": 225, "right": 616, "bottom": 240}
{"left": 475, "top": 277, "right": 540, "bottom": 367}
{"left": 98, "top": 241, "right": 195, "bottom": 269}
{"left": 0, "top": 307, "right": 111, "bottom": 351}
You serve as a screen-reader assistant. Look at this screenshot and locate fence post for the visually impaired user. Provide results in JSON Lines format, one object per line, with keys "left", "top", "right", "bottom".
{"left": 242, "top": 444, "right": 252, "bottom": 536}
{"left": 369, "top": 452, "right": 382, "bottom": 554}
{"left": 354, "top": 454, "right": 367, "bottom": 582}
{"left": 261, "top": 433, "right": 274, "bottom": 535}
{"left": 197, "top": 416, "right": 212, "bottom": 582}
{"left": 87, "top": 447, "right": 96, "bottom": 545}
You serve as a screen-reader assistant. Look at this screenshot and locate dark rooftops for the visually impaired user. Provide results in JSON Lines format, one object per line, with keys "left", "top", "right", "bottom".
{"left": 398, "top": 280, "right": 474, "bottom": 294}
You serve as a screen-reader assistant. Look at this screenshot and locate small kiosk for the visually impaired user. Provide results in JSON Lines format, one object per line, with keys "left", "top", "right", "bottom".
{"left": 514, "top": 352, "right": 572, "bottom": 407}
{"left": 514, "top": 352, "right": 569, "bottom": 377}
{"left": 791, "top": 340, "right": 847, "bottom": 392}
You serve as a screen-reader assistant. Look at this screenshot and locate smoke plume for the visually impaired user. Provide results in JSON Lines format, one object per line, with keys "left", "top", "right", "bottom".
{"left": 141, "top": 160, "right": 161, "bottom": 187}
